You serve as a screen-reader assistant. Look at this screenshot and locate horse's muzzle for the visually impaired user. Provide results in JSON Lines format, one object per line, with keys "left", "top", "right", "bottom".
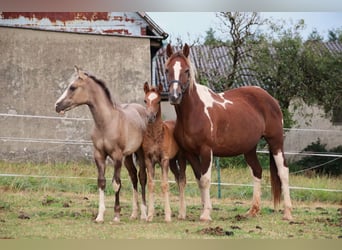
{"left": 55, "top": 101, "right": 68, "bottom": 114}
{"left": 169, "top": 93, "right": 182, "bottom": 105}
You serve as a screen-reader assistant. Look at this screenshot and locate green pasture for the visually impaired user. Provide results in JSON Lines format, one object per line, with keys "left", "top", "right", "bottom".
{"left": 0, "top": 161, "right": 341, "bottom": 239}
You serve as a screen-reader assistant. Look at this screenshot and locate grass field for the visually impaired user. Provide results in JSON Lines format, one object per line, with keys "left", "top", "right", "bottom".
{"left": 0, "top": 161, "right": 341, "bottom": 239}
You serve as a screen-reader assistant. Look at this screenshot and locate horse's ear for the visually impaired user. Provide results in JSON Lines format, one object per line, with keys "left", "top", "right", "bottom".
{"left": 166, "top": 44, "right": 173, "bottom": 58}
{"left": 74, "top": 65, "right": 87, "bottom": 80}
{"left": 158, "top": 83, "right": 164, "bottom": 94}
{"left": 143, "top": 81, "right": 149, "bottom": 94}
{"left": 183, "top": 43, "right": 190, "bottom": 57}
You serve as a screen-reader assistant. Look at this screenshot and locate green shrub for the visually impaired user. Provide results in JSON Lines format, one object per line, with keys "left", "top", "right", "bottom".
{"left": 292, "top": 138, "right": 342, "bottom": 176}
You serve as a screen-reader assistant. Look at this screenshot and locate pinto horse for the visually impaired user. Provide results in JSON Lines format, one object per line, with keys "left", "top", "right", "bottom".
{"left": 55, "top": 66, "right": 148, "bottom": 222}
{"left": 142, "top": 82, "right": 187, "bottom": 222}
{"left": 165, "top": 44, "right": 293, "bottom": 221}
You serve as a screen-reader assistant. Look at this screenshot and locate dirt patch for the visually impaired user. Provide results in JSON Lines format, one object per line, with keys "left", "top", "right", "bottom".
{"left": 199, "top": 226, "right": 234, "bottom": 236}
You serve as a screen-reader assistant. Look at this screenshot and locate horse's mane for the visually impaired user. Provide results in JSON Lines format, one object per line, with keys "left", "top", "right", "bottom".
{"left": 86, "top": 73, "right": 115, "bottom": 106}
{"left": 166, "top": 51, "right": 197, "bottom": 91}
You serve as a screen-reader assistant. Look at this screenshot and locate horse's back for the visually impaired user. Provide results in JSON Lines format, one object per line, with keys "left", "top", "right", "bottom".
{"left": 121, "top": 103, "right": 147, "bottom": 131}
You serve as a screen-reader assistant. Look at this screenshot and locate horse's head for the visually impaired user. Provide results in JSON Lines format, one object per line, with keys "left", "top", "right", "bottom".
{"left": 55, "top": 66, "right": 90, "bottom": 114}
{"left": 143, "top": 82, "right": 163, "bottom": 123}
{"left": 165, "top": 43, "right": 192, "bottom": 105}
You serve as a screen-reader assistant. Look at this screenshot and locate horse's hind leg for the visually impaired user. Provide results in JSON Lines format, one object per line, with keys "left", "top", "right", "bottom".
{"left": 112, "top": 159, "right": 122, "bottom": 222}
{"left": 94, "top": 150, "right": 106, "bottom": 223}
{"left": 136, "top": 148, "right": 147, "bottom": 220}
{"left": 271, "top": 149, "right": 293, "bottom": 220}
{"left": 170, "top": 155, "right": 187, "bottom": 220}
{"left": 266, "top": 135, "right": 293, "bottom": 221}
{"left": 124, "top": 155, "right": 139, "bottom": 220}
{"left": 244, "top": 147, "right": 262, "bottom": 217}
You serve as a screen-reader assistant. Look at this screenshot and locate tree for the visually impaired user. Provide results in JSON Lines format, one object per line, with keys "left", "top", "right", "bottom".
{"left": 328, "top": 28, "right": 342, "bottom": 42}
{"left": 203, "top": 28, "right": 223, "bottom": 46}
{"left": 252, "top": 20, "right": 342, "bottom": 126}
{"left": 213, "top": 12, "right": 265, "bottom": 89}
{"left": 307, "top": 29, "right": 324, "bottom": 41}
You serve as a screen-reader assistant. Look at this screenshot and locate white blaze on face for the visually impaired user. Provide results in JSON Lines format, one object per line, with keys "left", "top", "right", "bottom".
{"left": 173, "top": 61, "right": 182, "bottom": 81}
{"left": 147, "top": 92, "right": 158, "bottom": 104}
{"left": 55, "top": 74, "right": 77, "bottom": 107}
{"left": 195, "top": 84, "right": 233, "bottom": 132}
{"left": 55, "top": 82, "right": 71, "bottom": 106}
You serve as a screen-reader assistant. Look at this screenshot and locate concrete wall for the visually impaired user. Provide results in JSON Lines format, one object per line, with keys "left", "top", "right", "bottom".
{"left": 0, "top": 27, "right": 151, "bottom": 163}
{"left": 284, "top": 98, "right": 342, "bottom": 162}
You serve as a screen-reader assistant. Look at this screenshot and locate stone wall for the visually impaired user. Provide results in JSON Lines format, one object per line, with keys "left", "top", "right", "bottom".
{"left": 0, "top": 27, "right": 151, "bottom": 163}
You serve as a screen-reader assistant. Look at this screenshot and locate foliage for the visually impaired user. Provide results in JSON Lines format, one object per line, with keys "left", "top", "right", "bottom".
{"left": 201, "top": 14, "right": 342, "bottom": 127}
{"left": 252, "top": 19, "right": 342, "bottom": 125}
{"left": 328, "top": 28, "right": 342, "bottom": 42}
{"left": 203, "top": 28, "right": 224, "bottom": 46}
{"left": 292, "top": 138, "right": 342, "bottom": 176}
{"left": 201, "top": 12, "right": 265, "bottom": 90}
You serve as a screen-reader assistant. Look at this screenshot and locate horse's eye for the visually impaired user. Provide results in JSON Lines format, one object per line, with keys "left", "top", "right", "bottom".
{"left": 69, "top": 85, "right": 77, "bottom": 91}
{"left": 185, "top": 69, "right": 190, "bottom": 75}
{"left": 165, "top": 69, "right": 169, "bottom": 74}
{"left": 144, "top": 100, "right": 147, "bottom": 104}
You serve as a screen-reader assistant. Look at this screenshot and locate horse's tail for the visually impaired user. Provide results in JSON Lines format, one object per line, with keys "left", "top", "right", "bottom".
{"left": 269, "top": 151, "right": 281, "bottom": 208}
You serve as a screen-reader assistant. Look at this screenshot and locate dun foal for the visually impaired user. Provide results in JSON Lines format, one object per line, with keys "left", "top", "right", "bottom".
{"left": 142, "top": 82, "right": 187, "bottom": 222}
{"left": 55, "top": 66, "right": 148, "bottom": 222}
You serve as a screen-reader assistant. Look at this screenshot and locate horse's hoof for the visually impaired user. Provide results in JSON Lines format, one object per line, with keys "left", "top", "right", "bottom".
{"left": 283, "top": 208, "right": 293, "bottom": 221}
{"left": 282, "top": 214, "right": 293, "bottom": 221}
{"left": 199, "top": 215, "right": 212, "bottom": 222}
{"left": 178, "top": 214, "right": 186, "bottom": 220}
{"left": 164, "top": 217, "right": 172, "bottom": 223}
{"left": 113, "top": 216, "right": 120, "bottom": 223}
{"left": 94, "top": 219, "right": 104, "bottom": 223}
{"left": 146, "top": 215, "right": 154, "bottom": 222}
{"left": 130, "top": 215, "right": 138, "bottom": 220}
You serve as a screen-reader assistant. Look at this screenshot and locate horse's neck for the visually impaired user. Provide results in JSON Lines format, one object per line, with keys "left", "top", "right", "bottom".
{"left": 88, "top": 87, "right": 118, "bottom": 130}
{"left": 175, "top": 83, "right": 197, "bottom": 121}
{"left": 146, "top": 107, "right": 163, "bottom": 135}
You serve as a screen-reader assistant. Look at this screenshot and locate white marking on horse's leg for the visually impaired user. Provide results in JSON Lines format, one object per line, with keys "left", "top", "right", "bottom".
{"left": 197, "top": 150, "right": 213, "bottom": 221}
{"left": 247, "top": 167, "right": 261, "bottom": 216}
{"left": 112, "top": 180, "right": 121, "bottom": 193}
{"left": 178, "top": 177, "right": 186, "bottom": 220}
{"left": 140, "top": 203, "right": 147, "bottom": 220}
{"left": 130, "top": 188, "right": 139, "bottom": 220}
{"left": 274, "top": 152, "right": 293, "bottom": 220}
{"left": 95, "top": 188, "right": 105, "bottom": 222}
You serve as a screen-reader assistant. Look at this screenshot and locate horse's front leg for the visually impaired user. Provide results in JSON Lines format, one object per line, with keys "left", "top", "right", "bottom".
{"left": 175, "top": 153, "right": 187, "bottom": 220}
{"left": 186, "top": 149, "right": 213, "bottom": 222}
{"left": 112, "top": 158, "right": 122, "bottom": 222}
{"left": 136, "top": 148, "right": 147, "bottom": 220}
{"left": 94, "top": 150, "right": 106, "bottom": 223}
{"left": 161, "top": 158, "right": 171, "bottom": 222}
{"left": 145, "top": 157, "right": 155, "bottom": 222}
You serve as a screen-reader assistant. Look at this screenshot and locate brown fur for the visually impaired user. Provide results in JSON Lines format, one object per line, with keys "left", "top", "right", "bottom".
{"left": 142, "top": 82, "right": 187, "bottom": 221}
{"left": 165, "top": 44, "right": 293, "bottom": 221}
